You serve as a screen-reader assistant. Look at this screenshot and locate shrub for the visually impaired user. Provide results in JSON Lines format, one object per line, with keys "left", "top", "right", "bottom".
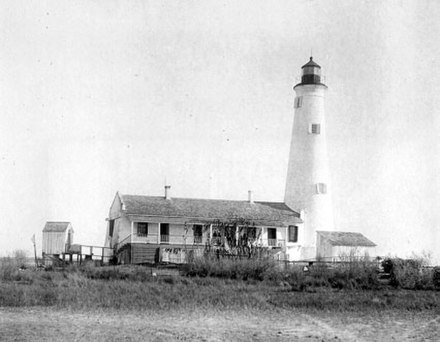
{"left": 184, "top": 257, "right": 383, "bottom": 290}
{"left": 0, "top": 250, "right": 31, "bottom": 281}
{"left": 80, "top": 265, "right": 128, "bottom": 280}
{"left": 384, "top": 258, "right": 433, "bottom": 289}
{"left": 182, "top": 256, "right": 275, "bottom": 280}
{"left": 0, "top": 257, "right": 17, "bottom": 281}
{"left": 13, "top": 250, "right": 29, "bottom": 269}
{"left": 433, "top": 267, "right": 440, "bottom": 289}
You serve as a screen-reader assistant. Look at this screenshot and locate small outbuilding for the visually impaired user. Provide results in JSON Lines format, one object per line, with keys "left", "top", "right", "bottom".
{"left": 42, "top": 221, "right": 74, "bottom": 256}
{"left": 316, "top": 231, "right": 376, "bottom": 261}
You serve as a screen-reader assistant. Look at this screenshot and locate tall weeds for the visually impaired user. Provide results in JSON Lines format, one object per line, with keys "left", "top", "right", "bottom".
{"left": 183, "top": 256, "right": 381, "bottom": 290}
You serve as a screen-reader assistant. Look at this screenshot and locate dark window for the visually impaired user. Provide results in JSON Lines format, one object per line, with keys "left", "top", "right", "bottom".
{"left": 245, "top": 227, "right": 257, "bottom": 240}
{"left": 193, "top": 224, "right": 203, "bottom": 243}
{"left": 137, "top": 222, "right": 148, "bottom": 236}
{"left": 211, "top": 226, "right": 222, "bottom": 245}
{"left": 267, "top": 228, "right": 277, "bottom": 246}
{"left": 294, "top": 96, "right": 303, "bottom": 108}
{"left": 109, "top": 220, "right": 114, "bottom": 237}
{"left": 160, "top": 223, "right": 169, "bottom": 243}
{"left": 267, "top": 228, "right": 277, "bottom": 239}
{"left": 311, "top": 123, "right": 321, "bottom": 134}
{"left": 288, "top": 225, "right": 298, "bottom": 243}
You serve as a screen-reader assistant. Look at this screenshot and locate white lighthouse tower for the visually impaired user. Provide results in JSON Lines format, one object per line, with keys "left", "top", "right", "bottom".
{"left": 284, "top": 57, "right": 334, "bottom": 260}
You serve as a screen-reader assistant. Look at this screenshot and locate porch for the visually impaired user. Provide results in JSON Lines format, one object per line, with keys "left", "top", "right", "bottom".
{"left": 113, "top": 224, "right": 287, "bottom": 264}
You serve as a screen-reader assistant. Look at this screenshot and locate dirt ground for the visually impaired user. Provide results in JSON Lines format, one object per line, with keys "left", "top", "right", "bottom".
{"left": 0, "top": 307, "right": 439, "bottom": 342}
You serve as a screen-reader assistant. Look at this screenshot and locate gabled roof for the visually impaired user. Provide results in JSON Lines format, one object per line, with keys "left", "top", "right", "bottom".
{"left": 43, "top": 222, "right": 72, "bottom": 233}
{"left": 317, "top": 231, "right": 376, "bottom": 247}
{"left": 119, "top": 194, "right": 302, "bottom": 226}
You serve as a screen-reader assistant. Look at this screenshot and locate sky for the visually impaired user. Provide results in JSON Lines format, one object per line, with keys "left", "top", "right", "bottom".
{"left": 1, "top": 0, "right": 439, "bottom": 263}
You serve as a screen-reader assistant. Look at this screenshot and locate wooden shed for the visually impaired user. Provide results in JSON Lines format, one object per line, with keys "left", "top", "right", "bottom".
{"left": 316, "top": 231, "right": 376, "bottom": 261}
{"left": 42, "top": 222, "right": 74, "bottom": 255}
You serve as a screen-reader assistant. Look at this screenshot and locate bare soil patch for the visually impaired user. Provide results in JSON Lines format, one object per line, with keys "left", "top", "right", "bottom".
{"left": 1, "top": 307, "right": 438, "bottom": 341}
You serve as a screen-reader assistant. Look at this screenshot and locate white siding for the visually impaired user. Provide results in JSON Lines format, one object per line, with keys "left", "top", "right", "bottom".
{"left": 114, "top": 216, "right": 131, "bottom": 245}
{"left": 43, "top": 231, "right": 66, "bottom": 254}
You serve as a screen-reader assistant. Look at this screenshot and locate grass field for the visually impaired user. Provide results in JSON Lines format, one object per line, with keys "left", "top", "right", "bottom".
{"left": 1, "top": 260, "right": 439, "bottom": 341}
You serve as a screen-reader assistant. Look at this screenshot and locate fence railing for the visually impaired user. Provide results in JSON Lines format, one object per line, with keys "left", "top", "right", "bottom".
{"left": 268, "top": 239, "right": 277, "bottom": 247}
{"left": 114, "top": 233, "right": 284, "bottom": 250}
{"left": 131, "top": 233, "right": 203, "bottom": 245}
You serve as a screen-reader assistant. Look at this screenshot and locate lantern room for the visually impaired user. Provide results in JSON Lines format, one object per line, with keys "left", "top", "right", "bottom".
{"left": 300, "top": 57, "right": 323, "bottom": 85}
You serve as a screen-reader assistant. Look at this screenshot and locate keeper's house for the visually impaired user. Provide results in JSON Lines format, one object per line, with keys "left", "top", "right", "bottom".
{"left": 104, "top": 187, "right": 303, "bottom": 264}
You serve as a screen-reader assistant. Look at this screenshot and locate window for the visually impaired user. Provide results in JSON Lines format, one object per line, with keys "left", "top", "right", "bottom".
{"left": 245, "top": 227, "right": 257, "bottom": 240}
{"left": 193, "top": 224, "right": 203, "bottom": 243}
{"left": 267, "top": 228, "right": 277, "bottom": 246}
{"left": 294, "top": 96, "right": 303, "bottom": 108}
{"left": 288, "top": 225, "right": 298, "bottom": 243}
{"left": 211, "top": 226, "right": 222, "bottom": 245}
{"left": 310, "top": 123, "right": 321, "bottom": 134}
{"left": 316, "top": 183, "right": 327, "bottom": 194}
{"left": 137, "top": 222, "right": 148, "bottom": 236}
{"left": 160, "top": 223, "right": 169, "bottom": 243}
{"left": 109, "top": 220, "right": 114, "bottom": 237}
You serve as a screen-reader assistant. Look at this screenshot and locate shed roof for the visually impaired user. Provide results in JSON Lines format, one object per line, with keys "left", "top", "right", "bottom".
{"left": 317, "top": 231, "right": 376, "bottom": 247}
{"left": 43, "top": 222, "right": 72, "bottom": 233}
{"left": 119, "top": 194, "right": 302, "bottom": 226}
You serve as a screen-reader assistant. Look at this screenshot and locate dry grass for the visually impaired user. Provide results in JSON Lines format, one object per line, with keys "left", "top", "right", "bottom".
{"left": 1, "top": 254, "right": 439, "bottom": 313}
{"left": 2, "top": 256, "right": 439, "bottom": 341}
{"left": 0, "top": 264, "right": 439, "bottom": 312}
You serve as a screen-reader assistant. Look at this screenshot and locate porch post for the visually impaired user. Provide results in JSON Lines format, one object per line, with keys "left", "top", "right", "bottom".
{"left": 130, "top": 221, "right": 134, "bottom": 264}
{"left": 262, "top": 227, "right": 266, "bottom": 246}
{"left": 157, "top": 223, "right": 161, "bottom": 244}
{"left": 209, "top": 224, "right": 213, "bottom": 243}
{"left": 235, "top": 225, "right": 239, "bottom": 246}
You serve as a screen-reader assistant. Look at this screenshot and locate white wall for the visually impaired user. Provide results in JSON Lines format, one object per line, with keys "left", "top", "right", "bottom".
{"left": 42, "top": 231, "right": 66, "bottom": 254}
{"left": 285, "top": 84, "right": 335, "bottom": 247}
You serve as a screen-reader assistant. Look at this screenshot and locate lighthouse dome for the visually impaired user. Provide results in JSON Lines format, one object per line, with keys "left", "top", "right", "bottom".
{"left": 300, "top": 57, "right": 324, "bottom": 85}
{"left": 302, "top": 57, "right": 321, "bottom": 69}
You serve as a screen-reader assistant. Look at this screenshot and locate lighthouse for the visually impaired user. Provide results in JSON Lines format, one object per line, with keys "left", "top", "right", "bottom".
{"left": 284, "top": 57, "right": 335, "bottom": 260}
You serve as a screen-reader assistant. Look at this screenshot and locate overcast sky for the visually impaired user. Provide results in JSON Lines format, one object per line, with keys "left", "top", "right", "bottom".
{"left": 1, "top": 0, "right": 439, "bottom": 263}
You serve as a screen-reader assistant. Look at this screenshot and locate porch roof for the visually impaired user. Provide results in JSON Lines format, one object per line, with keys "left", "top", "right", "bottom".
{"left": 120, "top": 194, "right": 302, "bottom": 227}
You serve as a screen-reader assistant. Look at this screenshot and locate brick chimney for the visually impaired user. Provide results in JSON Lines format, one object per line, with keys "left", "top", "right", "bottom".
{"left": 248, "top": 190, "right": 254, "bottom": 204}
{"left": 164, "top": 185, "right": 171, "bottom": 200}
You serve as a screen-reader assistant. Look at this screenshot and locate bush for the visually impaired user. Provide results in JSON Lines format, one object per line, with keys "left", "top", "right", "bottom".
{"left": 184, "top": 257, "right": 381, "bottom": 291}
{"left": 0, "top": 257, "right": 17, "bottom": 281}
{"left": 182, "top": 256, "right": 275, "bottom": 280}
{"left": 0, "top": 250, "right": 30, "bottom": 281}
{"left": 384, "top": 258, "right": 433, "bottom": 289}
{"left": 433, "top": 267, "right": 440, "bottom": 289}
{"left": 80, "top": 264, "right": 130, "bottom": 280}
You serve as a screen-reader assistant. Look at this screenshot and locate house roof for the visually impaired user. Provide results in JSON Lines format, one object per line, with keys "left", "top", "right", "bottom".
{"left": 119, "top": 194, "right": 302, "bottom": 226}
{"left": 43, "top": 222, "right": 72, "bottom": 233}
{"left": 317, "top": 231, "right": 376, "bottom": 247}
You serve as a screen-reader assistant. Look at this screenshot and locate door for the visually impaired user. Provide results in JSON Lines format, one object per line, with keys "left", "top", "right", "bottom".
{"left": 160, "top": 223, "right": 169, "bottom": 243}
